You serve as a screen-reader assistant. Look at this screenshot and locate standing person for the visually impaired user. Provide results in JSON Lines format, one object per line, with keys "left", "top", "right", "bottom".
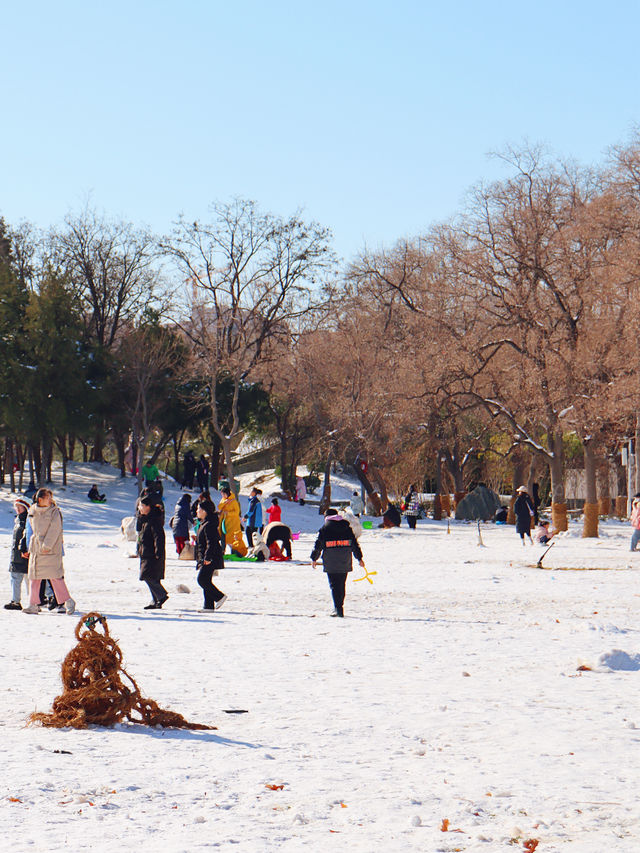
{"left": 514, "top": 485, "right": 535, "bottom": 546}
{"left": 195, "top": 499, "right": 226, "bottom": 610}
{"left": 311, "top": 507, "right": 365, "bottom": 618}
{"left": 196, "top": 455, "right": 210, "bottom": 493}
{"left": 171, "top": 493, "right": 192, "bottom": 555}
{"left": 350, "top": 491, "right": 365, "bottom": 517}
{"left": 22, "top": 489, "right": 75, "bottom": 615}
{"left": 295, "top": 476, "right": 307, "bottom": 506}
{"left": 218, "top": 487, "right": 246, "bottom": 556}
{"left": 243, "top": 487, "right": 263, "bottom": 549}
{"left": 138, "top": 495, "right": 168, "bottom": 610}
{"left": 266, "top": 497, "right": 282, "bottom": 524}
{"left": 4, "top": 497, "right": 30, "bottom": 610}
{"left": 404, "top": 484, "right": 420, "bottom": 529}
{"left": 182, "top": 450, "right": 196, "bottom": 490}
{"left": 141, "top": 459, "right": 160, "bottom": 489}
{"left": 630, "top": 495, "right": 640, "bottom": 551}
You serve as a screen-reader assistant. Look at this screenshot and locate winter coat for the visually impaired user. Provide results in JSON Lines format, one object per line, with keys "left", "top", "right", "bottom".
{"left": 631, "top": 504, "right": 640, "bottom": 530}
{"left": 311, "top": 515, "right": 363, "bottom": 574}
{"left": 263, "top": 521, "right": 292, "bottom": 546}
{"left": 171, "top": 494, "right": 193, "bottom": 539}
{"left": 296, "top": 478, "right": 307, "bottom": 501}
{"left": 141, "top": 463, "right": 159, "bottom": 484}
{"left": 514, "top": 493, "right": 535, "bottom": 534}
{"left": 266, "top": 503, "right": 282, "bottom": 524}
{"left": 404, "top": 491, "right": 420, "bottom": 517}
{"left": 244, "top": 495, "right": 263, "bottom": 528}
{"left": 138, "top": 507, "right": 166, "bottom": 582}
{"left": 195, "top": 517, "right": 224, "bottom": 571}
{"left": 350, "top": 494, "right": 365, "bottom": 516}
{"left": 27, "top": 503, "right": 65, "bottom": 581}
{"left": 218, "top": 493, "right": 242, "bottom": 537}
{"left": 10, "top": 510, "right": 28, "bottom": 574}
{"left": 183, "top": 452, "right": 196, "bottom": 477}
{"left": 339, "top": 507, "right": 362, "bottom": 539}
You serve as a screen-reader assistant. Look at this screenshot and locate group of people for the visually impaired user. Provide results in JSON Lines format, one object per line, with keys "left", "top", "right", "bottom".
{"left": 4, "top": 489, "right": 75, "bottom": 614}
{"left": 513, "top": 484, "right": 555, "bottom": 545}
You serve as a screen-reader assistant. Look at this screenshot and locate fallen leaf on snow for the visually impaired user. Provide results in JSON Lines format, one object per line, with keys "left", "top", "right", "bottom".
{"left": 441, "top": 818, "right": 450, "bottom": 831}
{"left": 523, "top": 840, "right": 539, "bottom": 852}
{"left": 8, "top": 797, "right": 21, "bottom": 803}
{"left": 265, "top": 784, "right": 285, "bottom": 791}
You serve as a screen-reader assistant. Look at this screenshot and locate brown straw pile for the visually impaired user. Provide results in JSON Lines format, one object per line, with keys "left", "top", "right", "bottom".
{"left": 29, "top": 612, "right": 215, "bottom": 730}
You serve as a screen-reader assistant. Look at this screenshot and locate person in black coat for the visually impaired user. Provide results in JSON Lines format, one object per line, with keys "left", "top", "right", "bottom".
{"left": 171, "top": 493, "right": 192, "bottom": 555}
{"left": 311, "top": 508, "right": 365, "bottom": 617}
{"left": 196, "top": 455, "right": 210, "bottom": 493}
{"left": 195, "top": 499, "right": 226, "bottom": 610}
{"left": 4, "top": 497, "right": 30, "bottom": 610}
{"left": 514, "top": 486, "right": 535, "bottom": 545}
{"left": 182, "top": 450, "right": 196, "bottom": 490}
{"left": 138, "top": 496, "right": 168, "bottom": 609}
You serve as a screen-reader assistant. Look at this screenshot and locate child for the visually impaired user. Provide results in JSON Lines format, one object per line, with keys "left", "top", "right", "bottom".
{"left": 533, "top": 519, "right": 555, "bottom": 545}
{"left": 266, "top": 497, "right": 282, "bottom": 524}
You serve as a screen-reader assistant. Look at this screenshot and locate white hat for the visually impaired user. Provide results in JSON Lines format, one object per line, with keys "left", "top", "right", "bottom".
{"left": 516, "top": 485, "right": 528, "bottom": 493}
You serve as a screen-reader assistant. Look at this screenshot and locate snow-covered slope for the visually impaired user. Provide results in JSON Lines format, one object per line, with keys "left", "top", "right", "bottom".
{"left": 1, "top": 463, "right": 640, "bottom": 851}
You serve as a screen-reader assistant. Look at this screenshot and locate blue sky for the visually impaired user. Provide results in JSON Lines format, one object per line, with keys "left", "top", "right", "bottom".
{"left": 2, "top": 1, "right": 639, "bottom": 261}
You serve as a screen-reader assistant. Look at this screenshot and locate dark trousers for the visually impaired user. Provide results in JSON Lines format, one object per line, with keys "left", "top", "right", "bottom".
{"left": 145, "top": 578, "right": 167, "bottom": 602}
{"left": 406, "top": 515, "right": 417, "bottom": 529}
{"left": 246, "top": 526, "right": 258, "bottom": 548}
{"left": 197, "top": 565, "right": 224, "bottom": 609}
{"left": 327, "top": 572, "right": 347, "bottom": 615}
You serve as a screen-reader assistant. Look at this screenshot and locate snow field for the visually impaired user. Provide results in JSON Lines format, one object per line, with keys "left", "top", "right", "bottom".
{"left": 1, "top": 464, "right": 640, "bottom": 851}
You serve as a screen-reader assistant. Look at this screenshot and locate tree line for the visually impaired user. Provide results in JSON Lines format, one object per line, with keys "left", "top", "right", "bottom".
{"left": 3, "top": 137, "right": 640, "bottom": 536}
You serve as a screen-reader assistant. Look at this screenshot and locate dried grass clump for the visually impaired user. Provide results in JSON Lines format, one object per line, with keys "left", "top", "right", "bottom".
{"left": 29, "top": 612, "right": 215, "bottom": 730}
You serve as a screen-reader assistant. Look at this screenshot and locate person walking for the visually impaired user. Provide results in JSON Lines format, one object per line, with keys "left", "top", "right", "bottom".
{"left": 311, "top": 507, "right": 365, "bottom": 618}
{"left": 243, "top": 487, "right": 263, "bottom": 549}
{"left": 196, "top": 455, "right": 210, "bottom": 493}
{"left": 404, "top": 484, "right": 420, "bottom": 529}
{"left": 295, "top": 476, "right": 307, "bottom": 506}
{"left": 171, "top": 493, "right": 192, "bottom": 555}
{"left": 141, "top": 459, "right": 160, "bottom": 489}
{"left": 138, "top": 495, "right": 168, "bottom": 610}
{"left": 195, "top": 499, "right": 226, "bottom": 611}
{"left": 4, "top": 497, "right": 30, "bottom": 610}
{"left": 514, "top": 485, "right": 535, "bottom": 546}
{"left": 23, "top": 489, "right": 75, "bottom": 615}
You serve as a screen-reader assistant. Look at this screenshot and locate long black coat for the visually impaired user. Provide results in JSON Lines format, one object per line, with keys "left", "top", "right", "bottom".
{"left": 138, "top": 507, "right": 166, "bottom": 582}
{"left": 195, "top": 517, "right": 224, "bottom": 571}
{"left": 514, "top": 493, "right": 534, "bottom": 534}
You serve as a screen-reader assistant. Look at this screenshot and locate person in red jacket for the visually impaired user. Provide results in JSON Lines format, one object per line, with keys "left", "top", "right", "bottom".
{"left": 266, "top": 497, "right": 282, "bottom": 524}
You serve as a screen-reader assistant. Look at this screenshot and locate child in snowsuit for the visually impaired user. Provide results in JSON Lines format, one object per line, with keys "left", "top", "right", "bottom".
{"left": 4, "top": 497, "right": 30, "bottom": 610}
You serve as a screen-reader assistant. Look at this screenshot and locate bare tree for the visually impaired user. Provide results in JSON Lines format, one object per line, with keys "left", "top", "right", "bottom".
{"left": 159, "top": 199, "right": 335, "bottom": 487}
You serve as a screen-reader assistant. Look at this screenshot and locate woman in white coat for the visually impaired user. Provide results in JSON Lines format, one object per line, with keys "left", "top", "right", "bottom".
{"left": 23, "top": 488, "right": 75, "bottom": 614}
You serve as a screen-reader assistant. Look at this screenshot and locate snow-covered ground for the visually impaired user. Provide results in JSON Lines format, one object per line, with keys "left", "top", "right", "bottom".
{"left": 2, "top": 463, "right": 640, "bottom": 852}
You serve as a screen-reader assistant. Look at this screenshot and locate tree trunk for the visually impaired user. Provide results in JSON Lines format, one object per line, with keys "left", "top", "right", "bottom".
{"left": 6, "top": 438, "right": 15, "bottom": 492}
{"left": 597, "top": 457, "right": 611, "bottom": 516}
{"left": 548, "top": 431, "right": 567, "bottom": 531}
{"left": 319, "top": 452, "right": 332, "bottom": 515}
{"left": 113, "top": 428, "right": 126, "bottom": 478}
{"left": 433, "top": 452, "right": 442, "bottom": 520}
{"left": 91, "top": 425, "right": 105, "bottom": 463}
{"left": 582, "top": 439, "right": 598, "bottom": 538}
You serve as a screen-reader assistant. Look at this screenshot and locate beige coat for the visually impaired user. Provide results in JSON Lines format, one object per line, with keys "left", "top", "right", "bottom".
{"left": 27, "top": 503, "right": 65, "bottom": 580}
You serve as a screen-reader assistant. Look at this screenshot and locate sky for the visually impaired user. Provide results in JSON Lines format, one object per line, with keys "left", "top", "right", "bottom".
{"left": 2, "top": 0, "right": 640, "bottom": 263}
